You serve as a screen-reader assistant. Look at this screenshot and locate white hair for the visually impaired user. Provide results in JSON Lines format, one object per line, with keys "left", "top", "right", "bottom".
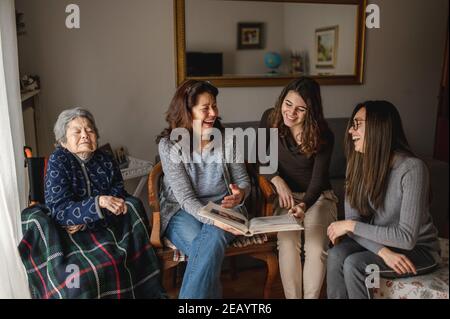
{"left": 53, "top": 107, "right": 99, "bottom": 146}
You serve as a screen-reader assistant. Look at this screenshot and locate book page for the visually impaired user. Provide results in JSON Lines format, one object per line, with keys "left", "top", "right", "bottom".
{"left": 248, "top": 214, "right": 303, "bottom": 235}
{"left": 199, "top": 202, "right": 250, "bottom": 234}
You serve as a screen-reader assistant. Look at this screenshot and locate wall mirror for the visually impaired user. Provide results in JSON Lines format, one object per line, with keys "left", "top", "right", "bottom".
{"left": 175, "top": 0, "right": 367, "bottom": 87}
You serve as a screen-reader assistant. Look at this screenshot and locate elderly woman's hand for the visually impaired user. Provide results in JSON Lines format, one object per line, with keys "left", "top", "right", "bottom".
{"left": 64, "top": 225, "right": 84, "bottom": 234}
{"left": 99, "top": 196, "right": 128, "bottom": 215}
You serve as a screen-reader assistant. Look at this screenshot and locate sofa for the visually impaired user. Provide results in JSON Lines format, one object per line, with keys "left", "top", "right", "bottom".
{"left": 224, "top": 118, "right": 449, "bottom": 299}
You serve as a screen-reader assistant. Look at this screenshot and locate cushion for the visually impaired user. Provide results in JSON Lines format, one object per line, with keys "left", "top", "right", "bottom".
{"left": 373, "top": 238, "right": 449, "bottom": 299}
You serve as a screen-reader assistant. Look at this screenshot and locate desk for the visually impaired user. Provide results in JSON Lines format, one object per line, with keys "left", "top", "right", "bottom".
{"left": 120, "top": 157, "right": 153, "bottom": 197}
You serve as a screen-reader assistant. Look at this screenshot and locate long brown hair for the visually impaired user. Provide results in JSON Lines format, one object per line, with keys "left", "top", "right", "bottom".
{"left": 268, "top": 77, "right": 330, "bottom": 157}
{"left": 156, "top": 80, "right": 223, "bottom": 143}
{"left": 345, "top": 101, "right": 415, "bottom": 216}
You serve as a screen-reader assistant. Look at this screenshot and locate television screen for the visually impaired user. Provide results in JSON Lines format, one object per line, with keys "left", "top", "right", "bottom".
{"left": 186, "top": 52, "right": 223, "bottom": 76}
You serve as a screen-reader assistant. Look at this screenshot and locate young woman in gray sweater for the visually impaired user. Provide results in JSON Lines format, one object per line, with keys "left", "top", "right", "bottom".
{"left": 156, "top": 80, "right": 250, "bottom": 299}
{"left": 326, "top": 101, "right": 441, "bottom": 299}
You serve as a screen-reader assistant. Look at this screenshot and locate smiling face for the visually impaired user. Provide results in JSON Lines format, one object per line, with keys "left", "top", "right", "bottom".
{"left": 349, "top": 107, "right": 366, "bottom": 153}
{"left": 62, "top": 117, "right": 97, "bottom": 158}
{"left": 281, "top": 91, "right": 307, "bottom": 129}
{"left": 191, "top": 92, "right": 218, "bottom": 137}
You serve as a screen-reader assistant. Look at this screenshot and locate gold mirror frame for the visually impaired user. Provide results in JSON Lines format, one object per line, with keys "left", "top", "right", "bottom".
{"left": 175, "top": 0, "right": 366, "bottom": 87}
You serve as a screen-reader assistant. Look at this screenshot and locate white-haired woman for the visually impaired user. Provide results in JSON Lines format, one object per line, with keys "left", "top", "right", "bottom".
{"left": 19, "top": 107, "right": 166, "bottom": 299}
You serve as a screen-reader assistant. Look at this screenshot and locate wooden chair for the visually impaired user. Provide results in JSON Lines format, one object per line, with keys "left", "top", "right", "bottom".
{"left": 147, "top": 161, "right": 279, "bottom": 298}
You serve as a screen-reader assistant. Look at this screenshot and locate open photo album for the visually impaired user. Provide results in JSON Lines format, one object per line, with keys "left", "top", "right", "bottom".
{"left": 199, "top": 202, "right": 304, "bottom": 237}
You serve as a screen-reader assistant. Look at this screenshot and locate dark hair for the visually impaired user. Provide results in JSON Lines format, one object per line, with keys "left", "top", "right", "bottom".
{"left": 156, "top": 80, "right": 223, "bottom": 143}
{"left": 268, "top": 77, "right": 330, "bottom": 157}
{"left": 345, "top": 100, "right": 415, "bottom": 216}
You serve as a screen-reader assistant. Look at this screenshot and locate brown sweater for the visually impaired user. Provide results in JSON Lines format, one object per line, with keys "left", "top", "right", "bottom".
{"left": 259, "top": 108, "right": 334, "bottom": 210}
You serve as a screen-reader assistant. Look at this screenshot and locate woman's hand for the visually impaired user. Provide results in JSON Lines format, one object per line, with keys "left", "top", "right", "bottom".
{"left": 288, "top": 202, "right": 306, "bottom": 221}
{"left": 213, "top": 220, "right": 242, "bottom": 236}
{"left": 221, "top": 184, "right": 245, "bottom": 209}
{"left": 99, "top": 195, "right": 127, "bottom": 215}
{"left": 378, "top": 247, "right": 417, "bottom": 275}
{"left": 64, "top": 225, "right": 84, "bottom": 234}
{"left": 271, "top": 176, "right": 295, "bottom": 209}
{"left": 327, "top": 220, "right": 356, "bottom": 245}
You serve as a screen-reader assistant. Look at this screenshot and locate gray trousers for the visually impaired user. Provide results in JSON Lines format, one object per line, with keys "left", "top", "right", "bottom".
{"left": 326, "top": 236, "right": 439, "bottom": 299}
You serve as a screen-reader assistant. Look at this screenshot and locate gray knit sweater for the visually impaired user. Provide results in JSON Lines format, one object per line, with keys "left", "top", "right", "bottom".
{"left": 158, "top": 137, "right": 251, "bottom": 235}
{"left": 347, "top": 154, "right": 440, "bottom": 257}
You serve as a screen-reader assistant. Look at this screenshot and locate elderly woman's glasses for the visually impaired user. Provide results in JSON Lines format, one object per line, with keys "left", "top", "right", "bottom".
{"left": 351, "top": 119, "right": 366, "bottom": 130}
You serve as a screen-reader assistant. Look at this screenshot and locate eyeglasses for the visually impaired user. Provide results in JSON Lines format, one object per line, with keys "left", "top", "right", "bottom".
{"left": 351, "top": 119, "right": 366, "bottom": 130}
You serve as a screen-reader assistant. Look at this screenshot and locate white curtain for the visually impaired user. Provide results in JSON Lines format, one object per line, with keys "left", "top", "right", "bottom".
{"left": 0, "top": 0, "right": 31, "bottom": 299}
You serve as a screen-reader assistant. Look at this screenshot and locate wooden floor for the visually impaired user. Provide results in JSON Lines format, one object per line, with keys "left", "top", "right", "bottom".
{"left": 164, "top": 265, "right": 286, "bottom": 299}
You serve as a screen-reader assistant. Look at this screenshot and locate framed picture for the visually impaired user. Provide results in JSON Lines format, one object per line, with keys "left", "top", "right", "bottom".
{"left": 237, "top": 23, "right": 264, "bottom": 50}
{"left": 315, "top": 25, "right": 339, "bottom": 68}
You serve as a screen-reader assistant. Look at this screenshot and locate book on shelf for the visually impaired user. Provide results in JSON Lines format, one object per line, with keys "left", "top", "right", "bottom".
{"left": 199, "top": 202, "right": 303, "bottom": 237}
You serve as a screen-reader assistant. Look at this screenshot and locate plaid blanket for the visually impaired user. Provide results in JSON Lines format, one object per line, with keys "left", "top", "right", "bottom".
{"left": 18, "top": 197, "right": 166, "bottom": 299}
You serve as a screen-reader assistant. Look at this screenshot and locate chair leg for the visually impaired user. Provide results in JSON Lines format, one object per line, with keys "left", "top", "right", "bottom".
{"left": 172, "top": 266, "right": 178, "bottom": 288}
{"left": 160, "top": 266, "right": 170, "bottom": 290}
{"left": 250, "top": 252, "right": 278, "bottom": 299}
{"left": 229, "top": 256, "right": 238, "bottom": 280}
{"left": 160, "top": 260, "right": 181, "bottom": 292}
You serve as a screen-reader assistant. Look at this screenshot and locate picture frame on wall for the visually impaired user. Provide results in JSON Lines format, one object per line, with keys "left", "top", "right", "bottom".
{"left": 237, "top": 22, "right": 264, "bottom": 50}
{"left": 315, "top": 25, "right": 339, "bottom": 68}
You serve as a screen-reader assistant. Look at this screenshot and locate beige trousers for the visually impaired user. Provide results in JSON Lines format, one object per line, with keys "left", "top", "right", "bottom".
{"left": 276, "top": 190, "right": 338, "bottom": 299}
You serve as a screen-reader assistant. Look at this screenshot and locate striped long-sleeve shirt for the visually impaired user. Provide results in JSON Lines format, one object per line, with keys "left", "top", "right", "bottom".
{"left": 158, "top": 136, "right": 251, "bottom": 235}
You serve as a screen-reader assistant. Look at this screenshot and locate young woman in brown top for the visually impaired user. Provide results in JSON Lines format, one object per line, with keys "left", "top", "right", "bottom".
{"left": 259, "top": 77, "right": 338, "bottom": 299}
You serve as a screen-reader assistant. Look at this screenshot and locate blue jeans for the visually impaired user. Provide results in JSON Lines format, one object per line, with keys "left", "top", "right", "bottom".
{"left": 165, "top": 209, "right": 235, "bottom": 299}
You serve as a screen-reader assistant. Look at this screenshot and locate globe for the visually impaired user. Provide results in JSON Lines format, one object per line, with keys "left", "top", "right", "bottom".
{"left": 264, "top": 52, "right": 282, "bottom": 73}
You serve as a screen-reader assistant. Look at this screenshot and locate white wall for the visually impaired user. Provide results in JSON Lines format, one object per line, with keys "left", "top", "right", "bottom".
{"left": 186, "top": 0, "right": 357, "bottom": 75}
{"left": 186, "top": 1, "right": 357, "bottom": 75}
{"left": 284, "top": 3, "right": 357, "bottom": 75}
{"left": 219, "top": 0, "right": 448, "bottom": 158}
{"left": 15, "top": 0, "right": 175, "bottom": 161}
{"left": 15, "top": 0, "right": 449, "bottom": 163}
{"left": 186, "top": 0, "right": 285, "bottom": 75}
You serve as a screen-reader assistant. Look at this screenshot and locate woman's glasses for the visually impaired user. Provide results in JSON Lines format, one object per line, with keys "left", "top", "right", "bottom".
{"left": 351, "top": 119, "right": 366, "bottom": 130}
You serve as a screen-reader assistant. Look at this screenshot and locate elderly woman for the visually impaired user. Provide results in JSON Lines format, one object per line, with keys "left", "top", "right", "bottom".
{"left": 19, "top": 107, "right": 165, "bottom": 299}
